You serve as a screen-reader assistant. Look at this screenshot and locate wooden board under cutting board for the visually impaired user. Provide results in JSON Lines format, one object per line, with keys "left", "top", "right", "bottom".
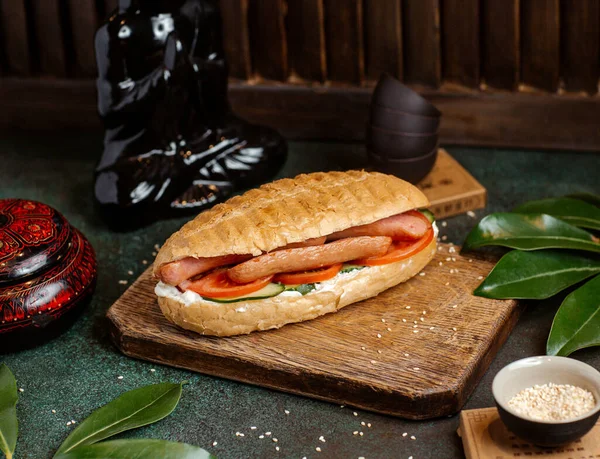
{"left": 107, "top": 244, "right": 520, "bottom": 420}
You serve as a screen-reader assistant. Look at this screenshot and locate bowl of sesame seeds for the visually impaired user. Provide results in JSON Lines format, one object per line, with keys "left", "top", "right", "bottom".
{"left": 492, "top": 356, "right": 600, "bottom": 447}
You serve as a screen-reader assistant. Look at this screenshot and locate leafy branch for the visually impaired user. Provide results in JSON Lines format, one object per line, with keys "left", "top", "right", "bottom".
{"left": 462, "top": 193, "right": 600, "bottom": 356}
{"left": 0, "top": 366, "right": 214, "bottom": 459}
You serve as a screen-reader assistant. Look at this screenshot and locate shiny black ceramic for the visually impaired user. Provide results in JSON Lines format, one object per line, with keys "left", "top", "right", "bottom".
{"left": 371, "top": 73, "right": 441, "bottom": 117}
{"left": 369, "top": 104, "right": 440, "bottom": 133}
{"left": 367, "top": 125, "right": 438, "bottom": 158}
{"left": 94, "top": 0, "right": 287, "bottom": 230}
{"left": 367, "top": 146, "right": 438, "bottom": 184}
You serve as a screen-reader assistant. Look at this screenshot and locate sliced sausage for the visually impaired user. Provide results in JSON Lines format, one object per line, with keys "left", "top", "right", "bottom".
{"left": 276, "top": 236, "right": 326, "bottom": 250}
{"left": 159, "top": 254, "right": 252, "bottom": 286}
{"left": 327, "top": 212, "right": 429, "bottom": 241}
{"left": 227, "top": 236, "right": 392, "bottom": 284}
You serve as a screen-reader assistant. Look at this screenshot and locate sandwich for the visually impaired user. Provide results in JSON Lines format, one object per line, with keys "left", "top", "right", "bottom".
{"left": 154, "top": 171, "right": 438, "bottom": 336}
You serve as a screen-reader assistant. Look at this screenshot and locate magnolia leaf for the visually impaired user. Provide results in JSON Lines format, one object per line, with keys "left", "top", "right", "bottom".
{"left": 567, "top": 192, "right": 600, "bottom": 208}
{"left": 547, "top": 274, "right": 600, "bottom": 356}
{"left": 55, "top": 383, "right": 183, "bottom": 456}
{"left": 0, "top": 364, "right": 18, "bottom": 459}
{"left": 514, "top": 197, "right": 600, "bottom": 230}
{"left": 462, "top": 213, "right": 600, "bottom": 253}
{"left": 474, "top": 250, "right": 600, "bottom": 299}
{"left": 54, "top": 439, "right": 214, "bottom": 459}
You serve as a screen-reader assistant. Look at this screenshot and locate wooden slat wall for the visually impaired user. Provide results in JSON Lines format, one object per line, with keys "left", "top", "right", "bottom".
{"left": 561, "top": 0, "right": 599, "bottom": 95}
{"left": 68, "top": 0, "right": 98, "bottom": 76}
{"left": 481, "top": 0, "right": 519, "bottom": 90}
{"left": 403, "top": 0, "right": 441, "bottom": 88}
{"left": 248, "top": 0, "right": 287, "bottom": 81}
{"left": 442, "top": 0, "right": 480, "bottom": 88}
{"left": 521, "top": 0, "right": 561, "bottom": 92}
{"left": 365, "top": 0, "right": 403, "bottom": 82}
{"left": 286, "top": 0, "right": 327, "bottom": 82}
{"left": 0, "top": 0, "right": 30, "bottom": 75}
{"left": 30, "top": 0, "right": 67, "bottom": 77}
{"left": 323, "top": 0, "right": 364, "bottom": 84}
{"left": 220, "top": 0, "right": 252, "bottom": 80}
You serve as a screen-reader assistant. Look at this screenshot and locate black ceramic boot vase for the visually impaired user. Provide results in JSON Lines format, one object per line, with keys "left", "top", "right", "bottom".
{"left": 93, "top": 0, "right": 287, "bottom": 230}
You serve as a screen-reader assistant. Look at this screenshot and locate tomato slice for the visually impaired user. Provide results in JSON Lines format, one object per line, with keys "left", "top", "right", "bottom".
{"left": 185, "top": 269, "right": 274, "bottom": 298}
{"left": 274, "top": 263, "right": 343, "bottom": 285}
{"left": 354, "top": 227, "right": 434, "bottom": 266}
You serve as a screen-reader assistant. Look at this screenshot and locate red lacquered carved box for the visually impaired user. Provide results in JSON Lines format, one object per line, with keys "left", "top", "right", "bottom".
{"left": 0, "top": 199, "right": 96, "bottom": 351}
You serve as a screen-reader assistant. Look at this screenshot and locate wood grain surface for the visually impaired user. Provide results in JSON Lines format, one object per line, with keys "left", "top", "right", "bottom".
{"left": 108, "top": 244, "right": 520, "bottom": 419}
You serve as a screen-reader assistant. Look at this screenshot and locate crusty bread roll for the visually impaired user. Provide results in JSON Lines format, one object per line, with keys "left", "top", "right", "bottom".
{"left": 154, "top": 171, "right": 436, "bottom": 336}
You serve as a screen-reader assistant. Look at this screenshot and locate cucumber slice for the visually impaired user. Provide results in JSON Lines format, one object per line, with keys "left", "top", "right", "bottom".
{"left": 419, "top": 208, "right": 435, "bottom": 224}
{"left": 201, "top": 283, "right": 285, "bottom": 304}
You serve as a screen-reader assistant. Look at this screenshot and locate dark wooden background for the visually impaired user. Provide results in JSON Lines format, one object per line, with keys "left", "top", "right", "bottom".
{"left": 1, "top": 0, "right": 600, "bottom": 151}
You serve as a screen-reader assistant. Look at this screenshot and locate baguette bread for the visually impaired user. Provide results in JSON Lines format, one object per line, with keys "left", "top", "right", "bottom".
{"left": 154, "top": 171, "right": 436, "bottom": 336}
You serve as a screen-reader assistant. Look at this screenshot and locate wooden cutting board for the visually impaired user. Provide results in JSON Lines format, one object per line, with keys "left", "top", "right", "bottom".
{"left": 107, "top": 244, "right": 520, "bottom": 420}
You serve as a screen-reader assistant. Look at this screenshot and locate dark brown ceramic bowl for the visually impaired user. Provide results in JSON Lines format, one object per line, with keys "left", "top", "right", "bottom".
{"left": 493, "top": 356, "right": 600, "bottom": 447}
{"left": 367, "top": 146, "right": 438, "bottom": 184}
{"left": 372, "top": 73, "right": 441, "bottom": 117}
{"left": 370, "top": 104, "right": 440, "bottom": 133}
{"left": 367, "top": 125, "right": 438, "bottom": 159}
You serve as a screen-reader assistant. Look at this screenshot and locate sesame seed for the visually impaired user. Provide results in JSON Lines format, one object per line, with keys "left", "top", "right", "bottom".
{"left": 250, "top": 426, "right": 257, "bottom": 430}
{"left": 449, "top": 246, "right": 456, "bottom": 253}
{"left": 259, "top": 435, "right": 265, "bottom": 439}
{"left": 367, "top": 423, "right": 371, "bottom": 428}
{"left": 118, "top": 280, "right": 128, "bottom": 285}
{"left": 419, "top": 272, "right": 425, "bottom": 276}
{"left": 410, "top": 435, "right": 416, "bottom": 440}
{"left": 430, "top": 327, "right": 435, "bottom": 330}
{"left": 386, "top": 327, "right": 392, "bottom": 332}
{"left": 361, "top": 346, "right": 366, "bottom": 350}
{"left": 71, "top": 420, "right": 76, "bottom": 424}
{"left": 66, "top": 421, "right": 72, "bottom": 426}
{"left": 409, "top": 456, "right": 413, "bottom": 459}
{"left": 359, "top": 432, "right": 364, "bottom": 436}
{"left": 377, "top": 333, "right": 382, "bottom": 338}
{"left": 377, "top": 350, "right": 382, "bottom": 354}
{"left": 353, "top": 431, "right": 358, "bottom": 435}
{"left": 361, "top": 421, "right": 366, "bottom": 426}
{"left": 353, "top": 412, "right": 358, "bottom": 416}
{"left": 18, "top": 388, "right": 24, "bottom": 393}
{"left": 319, "top": 436, "right": 326, "bottom": 442}
{"left": 117, "top": 375, "right": 123, "bottom": 380}
{"left": 402, "top": 319, "right": 407, "bottom": 323}
{"left": 477, "top": 276, "right": 484, "bottom": 280}
{"left": 284, "top": 410, "right": 290, "bottom": 415}
{"left": 452, "top": 257, "right": 456, "bottom": 262}
{"left": 272, "top": 438, "right": 278, "bottom": 443}
{"left": 150, "top": 369, "right": 155, "bottom": 372}
{"left": 370, "top": 360, "right": 377, "bottom": 364}
{"left": 212, "top": 441, "right": 218, "bottom": 446}
{"left": 381, "top": 318, "right": 386, "bottom": 323}
{"left": 422, "top": 310, "right": 426, "bottom": 315}
{"left": 445, "top": 282, "right": 450, "bottom": 286}
{"left": 452, "top": 305, "right": 457, "bottom": 309}
{"left": 446, "top": 257, "right": 451, "bottom": 262}
{"left": 127, "top": 270, "right": 133, "bottom": 275}
{"left": 239, "top": 433, "right": 245, "bottom": 437}
{"left": 266, "top": 432, "right": 272, "bottom": 436}
{"left": 275, "top": 446, "right": 280, "bottom": 451}
{"left": 419, "top": 317, "right": 424, "bottom": 322}
{"left": 316, "top": 447, "right": 322, "bottom": 452}
{"left": 467, "top": 211, "right": 476, "bottom": 218}
{"left": 413, "top": 330, "right": 418, "bottom": 333}
{"left": 404, "top": 353, "right": 409, "bottom": 357}
{"left": 441, "top": 221, "right": 448, "bottom": 227}
{"left": 405, "top": 306, "right": 411, "bottom": 309}
{"left": 413, "top": 324, "right": 418, "bottom": 328}
{"left": 142, "top": 260, "right": 148, "bottom": 265}
{"left": 413, "top": 367, "right": 420, "bottom": 371}
{"left": 359, "top": 457, "right": 366, "bottom": 459}
{"left": 51, "top": 409, "right": 56, "bottom": 414}
{"left": 402, "top": 432, "right": 408, "bottom": 437}
{"left": 441, "top": 235, "right": 448, "bottom": 241}
{"left": 438, "top": 261, "right": 443, "bottom": 266}
{"left": 452, "top": 327, "right": 457, "bottom": 331}
{"left": 152, "top": 251, "right": 157, "bottom": 256}
{"left": 469, "top": 259, "right": 473, "bottom": 263}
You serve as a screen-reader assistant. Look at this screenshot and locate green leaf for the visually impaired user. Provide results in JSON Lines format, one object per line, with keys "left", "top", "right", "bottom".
{"left": 514, "top": 197, "right": 600, "bottom": 230}
{"left": 0, "top": 365, "right": 18, "bottom": 459}
{"left": 55, "top": 383, "right": 184, "bottom": 456}
{"left": 54, "top": 439, "right": 215, "bottom": 459}
{"left": 284, "top": 283, "right": 316, "bottom": 295}
{"left": 474, "top": 250, "right": 600, "bottom": 299}
{"left": 547, "top": 274, "right": 600, "bottom": 356}
{"left": 567, "top": 192, "right": 600, "bottom": 208}
{"left": 462, "top": 213, "right": 600, "bottom": 253}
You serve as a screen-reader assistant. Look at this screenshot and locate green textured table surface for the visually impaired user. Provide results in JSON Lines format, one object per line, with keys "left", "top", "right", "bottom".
{"left": 1, "top": 132, "right": 599, "bottom": 459}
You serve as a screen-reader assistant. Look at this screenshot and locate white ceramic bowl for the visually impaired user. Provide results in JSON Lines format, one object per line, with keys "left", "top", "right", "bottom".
{"left": 492, "top": 356, "right": 600, "bottom": 446}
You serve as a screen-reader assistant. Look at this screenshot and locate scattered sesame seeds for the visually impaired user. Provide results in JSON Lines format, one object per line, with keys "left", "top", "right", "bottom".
{"left": 259, "top": 435, "right": 265, "bottom": 439}
{"left": 446, "top": 257, "right": 451, "bottom": 262}
{"left": 448, "top": 246, "right": 456, "bottom": 253}
{"left": 152, "top": 251, "right": 157, "bottom": 256}
{"left": 370, "top": 360, "right": 377, "bottom": 364}
{"left": 367, "top": 423, "right": 372, "bottom": 428}
{"left": 419, "top": 272, "right": 426, "bottom": 276}
{"left": 361, "top": 421, "right": 366, "bottom": 426}
{"left": 419, "top": 317, "right": 424, "bottom": 322}
{"left": 212, "top": 441, "right": 218, "bottom": 446}
{"left": 468, "top": 259, "right": 473, "bottom": 263}
{"left": 127, "top": 270, "right": 133, "bottom": 275}
{"left": 452, "top": 327, "right": 457, "bottom": 331}
{"left": 377, "top": 333, "right": 382, "bottom": 338}
{"left": 438, "top": 261, "right": 443, "bottom": 266}
{"left": 361, "top": 346, "right": 366, "bottom": 351}
{"left": 410, "top": 435, "right": 416, "bottom": 440}
{"left": 51, "top": 409, "right": 56, "bottom": 414}
{"left": 413, "top": 324, "right": 418, "bottom": 328}
{"left": 377, "top": 350, "right": 382, "bottom": 354}
{"left": 266, "top": 432, "right": 272, "bottom": 436}
{"left": 477, "top": 276, "right": 484, "bottom": 280}
{"left": 353, "top": 412, "right": 358, "bottom": 416}
{"left": 441, "top": 235, "right": 448, "bottom": 241}
{"left": 272, "top": 438, "right": 278, "bottom": 443}
{"left": 413, "top": 330, "right": 419, "bottom": 334}
{"left": 118, "top": 280, "right": 128, "bottom": 285}
{"left": 452, "top": 305, "right": 458, "bottom": 309}
{"left": 445, "top": 282, "right": 450, "bottom": 286}
{"left": 381, "top": 318, "right": 386, "bottom": 323}
{"left": 18, "top": 388, "right": 24, "bottom": 392}
{"left": 284, "top": 410, "right": 290, "bottom": 415}
{"left": 319, "top": 436, "right": 326, "bottom": 442}
{"left": 117, "top": 375, "right": 123, "bottom": 380}
{"left": 413, "top": 367, "right": 420, "bottom": 371}
{"left": 467, "top": 210, "right": 476, "bottom": 218}
{"left": 402, "top": 319, "right": 407, "bottom": 323}
{"left": 150, "top": 369, "right": 155, "bottom": 372}
{"left": 316, "top": 447, "right": 322, "bottom": 452}
{"left": 386, "top": 327, "right": 392, "bottom": 332}
{"left": 66, "top": 421, "right": 72, "bottom": 426}
{"left": 353, "top": 431, "right": 359, "bottom": 435}
{"left": 275, "top": 446, "right": 280, "bottom": 451}
{"left": 142, "top": 260, "right": 148, "bottom": 265}
{"left": 441, "top": 221, "right": 447, "bottom": 227}
{"left": 429, "top": 327, "right": 435, "bottom": 330}
{"left": 402, "top": 432, "right": 408, "bottom": 437}
{"left": 405, "top": 306, "right": 411, "bottom": 309}
{"left": 251, "top": 426, "right": 257, "bottom": 430}
{"left": 404, "top": 353, "right": 409, "bottom": 357}
{"left": 359, "top": 432, "right": 364, "bottom": 436}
